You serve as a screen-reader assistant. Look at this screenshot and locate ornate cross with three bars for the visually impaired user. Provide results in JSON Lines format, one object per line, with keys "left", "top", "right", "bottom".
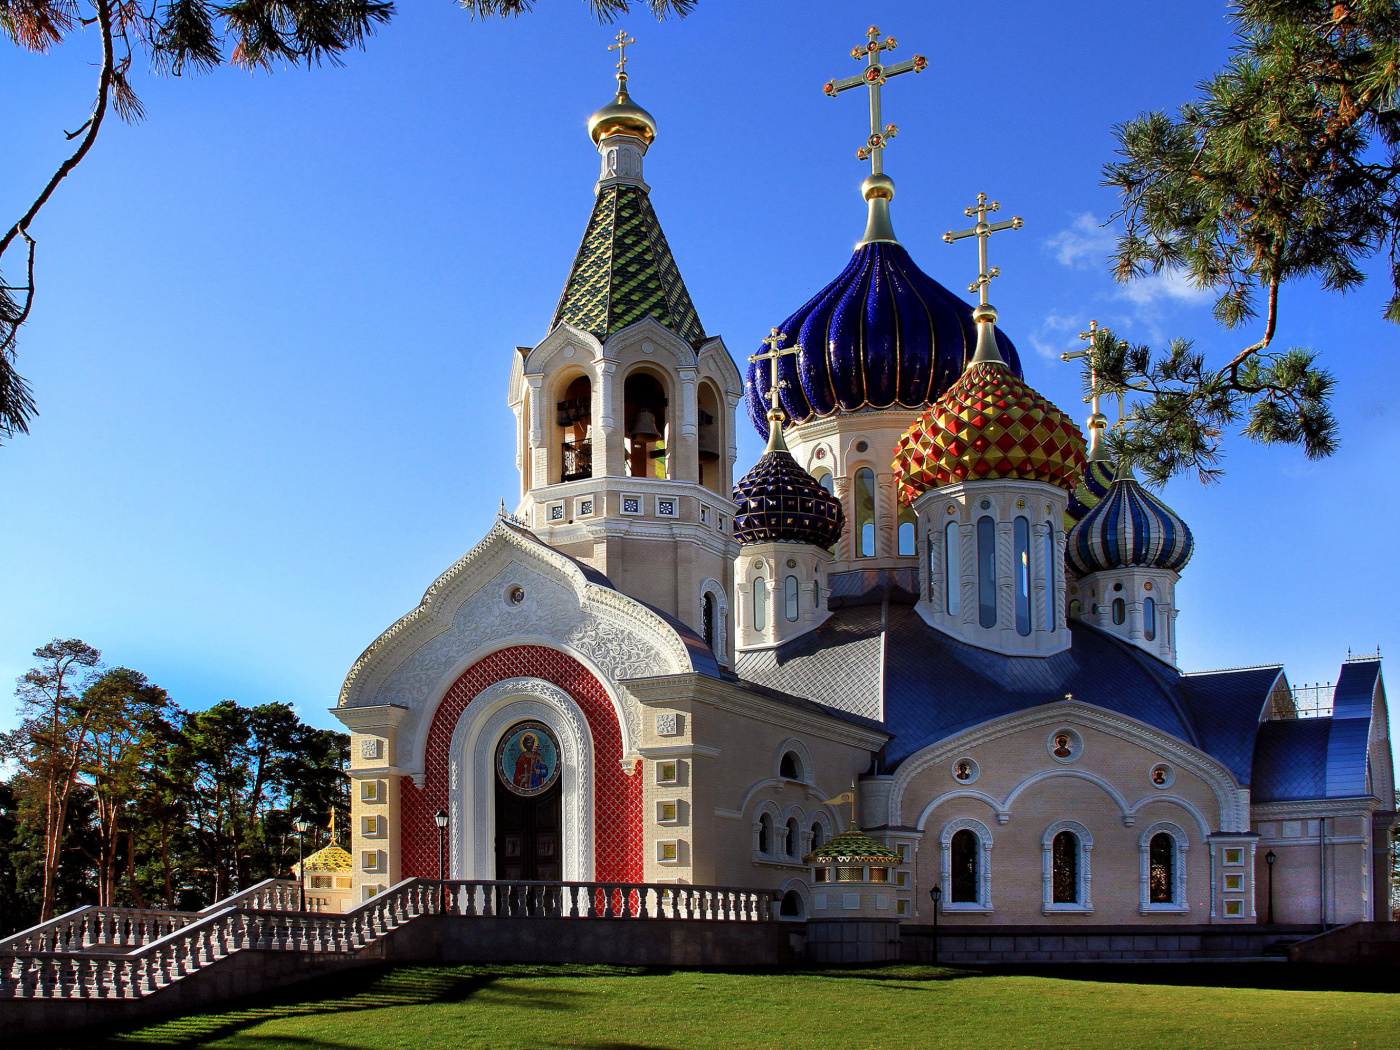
{"left": 608, "top": 29, "right": 635, "bottom": 86}
{"left": 822, "top": 26, "right": 927, "bottom": 175}
{"left": 749, "top": 327, "right": 802, "bottom": 422}
{"left": 943, "top": 193, "right": 1024, "bottom": 306}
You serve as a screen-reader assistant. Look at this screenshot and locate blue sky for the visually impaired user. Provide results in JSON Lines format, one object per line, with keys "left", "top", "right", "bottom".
{"left": 1, "top": 1, "right": 1395, "bottom": 735}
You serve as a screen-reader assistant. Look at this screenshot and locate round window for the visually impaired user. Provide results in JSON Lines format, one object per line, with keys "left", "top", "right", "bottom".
{"left": 855, "top": 440, "right": 869, "bottom": 453}
{"left": 979, "top": 499, "right": 991, "bottom": 510}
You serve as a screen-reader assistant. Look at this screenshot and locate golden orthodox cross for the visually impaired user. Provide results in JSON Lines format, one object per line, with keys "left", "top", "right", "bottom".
{"left": 608, "top": 30, "right": 635, "bottom": 87}
{"left": 749, "top": 327, "right": 802, "bottom": 420}
{"left": 943, "top": 193, "right": 1024, "bottom": 305}
{"left": 1061, "top": 319, "right": 1101, "bottom": 411}
{"left": 822, "top": 26, "right": 927, "bottom": 175}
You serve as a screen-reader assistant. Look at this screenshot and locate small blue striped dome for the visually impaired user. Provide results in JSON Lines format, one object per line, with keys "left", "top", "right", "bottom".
{"left": 1067, "top": 460, "right": 1116, "bottom": 523}
{"left": 733, "top": 449, "right": 844, "bottom": 548}
{"left": 747, "top": 242, "right": 1023, "bottom": 438}
{"left": 1067, "top": 473, "right": 1193, "bottom": 575}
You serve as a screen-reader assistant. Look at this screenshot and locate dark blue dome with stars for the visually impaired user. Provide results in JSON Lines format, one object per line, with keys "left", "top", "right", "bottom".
{"left": 747, "top": 241, "right": 1024, "bottom": 438}
{"left": 732, "top": 449, "right": 845, "bottom": 548}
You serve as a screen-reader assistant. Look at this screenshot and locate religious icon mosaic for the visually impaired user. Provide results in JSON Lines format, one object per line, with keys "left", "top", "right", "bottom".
{"left": 496, "top": 721, "right": 562, "bottom": 797}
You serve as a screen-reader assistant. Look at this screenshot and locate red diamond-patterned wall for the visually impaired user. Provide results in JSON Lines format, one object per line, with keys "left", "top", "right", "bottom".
{"left": 399, "top": 645, "right": 642, "bottom": 882}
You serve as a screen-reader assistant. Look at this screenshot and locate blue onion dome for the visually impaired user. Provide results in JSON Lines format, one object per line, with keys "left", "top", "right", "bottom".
{"left": 1067, "top": 468, "right": 1194, "bottom": 575}
{"left": 1067, "top": 460, "right": 1117, "bottom": 524}
{"left": 746, "top": 242, "right": 1024, "bottom": 438}
{"left": 733, "top": 449, "right": 845, "bottom": 547}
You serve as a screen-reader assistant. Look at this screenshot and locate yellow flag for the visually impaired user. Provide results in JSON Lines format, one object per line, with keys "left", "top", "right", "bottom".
{"left": 823, "top": 791, "right": 854, "bottom": 806}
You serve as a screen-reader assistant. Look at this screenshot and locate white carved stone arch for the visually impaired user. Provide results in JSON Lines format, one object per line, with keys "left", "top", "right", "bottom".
{"left": 337, "top": 520, "right": 694, "bottom": 777}
{"left": 938, "top": 817, "right": 994, "bottom": 913}
{"left": 1125, "top": 793, "right": 1212, "bottom": 839}
{"left": 698, "top": 578, "right": 729, "bottom": 663}
{"left": 1138, "top": 820, "right": 1191, "bottom": 914}
{"left": 1042, "top": 818, "right": 1094, "bottom": 914}
{"left": 446, "top": 677, "right": 595, "bottom": 882}
{"left": 520, "top": 323, "right": 604, "bottom": 380}
{"left": 913, "top": 789, "right": 1010, "bottom": 831}
{"left": 773, "top": 737, "right": 815, "bottom": 784}
{"left": 808, "top": 807, "right": 836, "bottom": 854}
{"left": 777, "top": 876, "right": 810, "bottom": 921}
{"left": 753, "top": 799, "right": 783, "bottom": 857}
{"left": 1003, "top": 768, "right": 1133, "bottom": 820}
{"left": 886, "top": 701, "right": 1248, "bottom": 832}
{"left": 603, "top": 316, "right": 699, "bottom": 372}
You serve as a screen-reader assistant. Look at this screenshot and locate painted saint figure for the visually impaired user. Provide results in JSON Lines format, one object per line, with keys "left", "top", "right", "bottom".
{"left": 513, "top": 732, "right": 550, "bottom": 791}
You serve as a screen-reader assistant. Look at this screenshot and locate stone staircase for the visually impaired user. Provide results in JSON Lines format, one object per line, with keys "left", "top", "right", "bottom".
{"left": 0, "top": 877, "right": 438, "bottom": 1036}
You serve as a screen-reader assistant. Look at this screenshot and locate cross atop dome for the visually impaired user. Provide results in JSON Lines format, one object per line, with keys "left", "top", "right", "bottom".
{"left": 943, "top": 192, "right": 1024, "bottom": 365}
{"left": 749, "top": 328, "right": 802, "bottom": 452}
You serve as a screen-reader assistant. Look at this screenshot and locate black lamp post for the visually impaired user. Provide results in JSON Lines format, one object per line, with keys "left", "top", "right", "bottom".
{"left": 434, "top": 810, "right": 449, "bottom": 913}
{"left": 929, "top": 884, "right": 943, "bottom": 964}
{"left": 1265, "top": 849, "right": 1277, "bottom": 925}
{"left": 293, "top": 819, "right": 310, "bottom": 912}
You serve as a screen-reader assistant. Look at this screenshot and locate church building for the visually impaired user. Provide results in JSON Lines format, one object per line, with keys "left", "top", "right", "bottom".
{"left": 335, "top": 29, "right": 1394, "bottom": 933}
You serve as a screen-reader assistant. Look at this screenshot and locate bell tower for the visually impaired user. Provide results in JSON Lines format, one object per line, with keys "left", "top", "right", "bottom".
{"left": 506, "top": 35, "right": 744, "bottom": 652}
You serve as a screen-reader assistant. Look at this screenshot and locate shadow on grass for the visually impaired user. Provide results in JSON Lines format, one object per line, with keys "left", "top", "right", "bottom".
{"left": 22, "top": 964, "right": 608, "bottom": 1050}
{"left": 977, "top": 962, "right": 1400, "bottom": 994}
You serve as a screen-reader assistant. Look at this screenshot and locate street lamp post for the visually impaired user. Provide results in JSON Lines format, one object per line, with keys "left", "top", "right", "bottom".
{"left": 293, "top": 819, "right": 310, "bottom": 912}
{"left": 1265, "top": 849, "right": 1277, "bottom": 925}
{"left": 434, "top": 810, "right": 449, "bottom": 913}
{"left": 929, "top": 884, "right": 943, "bottom": 964}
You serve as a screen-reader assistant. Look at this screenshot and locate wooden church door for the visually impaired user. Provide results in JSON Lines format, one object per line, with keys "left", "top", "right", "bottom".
{"left": 494, "top": 778, "right": 562, "bottom": 880}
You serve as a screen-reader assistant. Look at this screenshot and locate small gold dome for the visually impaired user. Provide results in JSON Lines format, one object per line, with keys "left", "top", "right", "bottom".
{"left": 588, "top": 88, "right": 657, "bottom": 145}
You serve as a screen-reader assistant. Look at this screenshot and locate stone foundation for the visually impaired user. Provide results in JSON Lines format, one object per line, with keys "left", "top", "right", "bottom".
{"left": 805, "top": 919, "right": 901, "bottom": 964}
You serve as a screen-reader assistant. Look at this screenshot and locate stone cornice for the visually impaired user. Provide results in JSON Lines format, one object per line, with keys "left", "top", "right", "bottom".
{"left": 1252, "top": 796, "right": 1381, "bottom": 820}
{"left": 331, "top": 703, "right": 411, "bottom": 732}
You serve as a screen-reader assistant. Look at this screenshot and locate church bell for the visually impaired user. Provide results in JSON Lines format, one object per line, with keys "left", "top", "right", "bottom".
{"left": 629, "top": 408, "right": 662, "bottom": 442}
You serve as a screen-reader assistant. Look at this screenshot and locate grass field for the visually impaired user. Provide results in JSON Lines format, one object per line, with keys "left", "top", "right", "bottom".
{"left": 29, "top": 962, "right": 1400, "bottom": 1050}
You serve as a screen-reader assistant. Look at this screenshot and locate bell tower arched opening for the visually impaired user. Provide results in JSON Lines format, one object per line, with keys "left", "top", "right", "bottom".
{"left": 557, "top": 374, "right": 593, "bottom": 483}
{"left": 698, "top": 380, "right": 724, "bottom": 494}
{"left": 624, "top": 370, "right": 669, "bottom": 479}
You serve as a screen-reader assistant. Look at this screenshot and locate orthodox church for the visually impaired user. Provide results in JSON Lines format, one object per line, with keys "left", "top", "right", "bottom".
{"left": 336, "top": 30, "right": 1394, "bottom": 932}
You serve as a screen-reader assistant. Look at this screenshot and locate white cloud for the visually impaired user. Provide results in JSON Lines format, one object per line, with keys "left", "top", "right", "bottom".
{"left": 1118, "top": 268, "right": 1212, "bottom": 306}
{"left": 1045, "top": 213, "right": 1116, "bottom": 269}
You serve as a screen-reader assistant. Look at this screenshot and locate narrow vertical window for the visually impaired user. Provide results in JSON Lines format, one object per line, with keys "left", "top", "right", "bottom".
{"left": 1052, "top": 831, "right": 1079, "bottom": 903}
{"left": 945, "top": 520, "right": 961, "bottom": 616}
{"left": 855, "top": 468, "right": 876, "bottom": 557}
{"left": 1045, "top": 524, "right": 1057, "bottom": 632}
{"left": 786, "top": 818, "right": 800, "bottom": 857}
{"left": 977, "top": 516, "right": 997, "bottom": 628}
{"left": 753, "top": 578, "right": 767, "bottom": 631}
{"left": 810, "top": 822, "right": 826, "bottom": 852}
{"left": 1149, "top": 832, "right": 1175, "bottom": 903}
{"left": 897, "top": 503, "right": 916, "bottom": 556}
{"left": 1143, "top": 596, "right": 1157, "bottom": 641}
{"left": 1014, "top": 516, "right": 1032, "bottom": 636}
{"left": 758, "top": 813, "right": 772, "bottom": 854}
{"left": 784, "top": 575, "right": 799, "bottom": 622}
{"left": 813, "top": 577, "right": 822, "bottom": 610}
{"left": 1112, "top": 597, "right": 1125, "bottom": 625}
{"left": 951, "top": 829, "right": 979, "bottom": 903}
{"left": 702, "top": 593, "right": 716, "bottom": 650}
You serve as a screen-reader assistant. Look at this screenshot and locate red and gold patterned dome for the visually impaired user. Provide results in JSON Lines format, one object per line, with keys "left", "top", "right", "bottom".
{"left": 893, "top": 357, "right": 1087, "bottom": 504}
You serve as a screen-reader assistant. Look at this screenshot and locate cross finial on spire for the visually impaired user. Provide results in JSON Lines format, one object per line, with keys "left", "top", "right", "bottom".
{"left": 822, "top": 26, "right": 927, "bottom": 176}
{"left": 1062, "top": 320, "right": 1114, "bottom": 461}
{"left": 943, "top": 193, "right": 1025, "bottom": 311}
{"left": 608, "top": 29, "right": 635, "bottom": 87}
{"left": 749, "top": 328, "right": 802, "bottom": 451}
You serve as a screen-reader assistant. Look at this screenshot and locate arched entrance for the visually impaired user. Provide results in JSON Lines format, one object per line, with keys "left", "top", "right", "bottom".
{"left": 493, "top": 719, "right": 564, "bottom": 880}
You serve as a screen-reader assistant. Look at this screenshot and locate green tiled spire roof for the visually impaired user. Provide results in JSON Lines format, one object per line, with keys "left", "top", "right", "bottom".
{"left": 551, "top": 183, "right": 705, "bottom": 345}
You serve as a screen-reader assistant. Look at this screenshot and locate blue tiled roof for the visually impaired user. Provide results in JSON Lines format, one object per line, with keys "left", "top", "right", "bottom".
{"left": 1178, "top": 666, "right": 1282, "bottom": 786}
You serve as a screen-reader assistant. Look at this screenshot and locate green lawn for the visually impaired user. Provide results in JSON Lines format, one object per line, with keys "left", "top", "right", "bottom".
{"left": 31, "top": 962, "right": 1400, "bottom": 1050}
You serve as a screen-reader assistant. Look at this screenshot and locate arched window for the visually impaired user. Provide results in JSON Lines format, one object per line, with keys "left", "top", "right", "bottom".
{"left": 758, "top": 812, "right": 772, "bottom": 854}
{"left": 623, "top": 371, "right": 669, "bottom": 479}
{"left": 1044, "top": 524, "right": 1057, "bottom": 632}
{"left": 697, "top": 381, "right": 723, "bottom": 493}
{"left": 1144, "top": 596, "right": 1157, "bottom": 641}
{"left": 786, "top": 818, "right": 800, "bottom": 857}
{"left": 784, "top": 575, "right": 799, "bottom": 622}
{"left": 1112, "top": 597, "right": 1126, "bottom": 625}
{"left": 810, "top": 822, "right": 826, "bottom": 853}
{"left": 944, "top": 520, "right": 961, "bottom": 616}
{"left": 1014, "top": 516, "right": 1032, "bottom": 636}
{"left": 702, "top": 592, "right": 716, "bottom": 651}
{"left": 557, "top": 374, "right": 593, "bottom": 483}
{"left": 813, "top": 576, "right": 822, "bottom": 609}
{"left": 1052, "top": 831, "right": 1079, "bottom": 904}
{"left": 897, "top": 503, "right": 916, "bottom": 556}
{"left": 855, "top": 468, "right": 876, "bottom": 557}
{"left": 779, "top": 889, "right": 804, "bottom": 917}
{"left": 813, "top": 468, "right": 833, "bottom": 493}
{"left": 752, "top": 578, "right": 767, "bottom": 631}
{"left": 1068, "top": 598, "right": 1082, "bottom": 619}
{"left": 977, "top": 516, "right": 997, "bottom": 628}
{"left": 779, "top": 751, "right": 801, "bottom": 780}
{"left": 950, "top": 829, "right": 979, "bottom": 903}
{"left": 1149, "top": 832, "right": 1174, "bottom": 904}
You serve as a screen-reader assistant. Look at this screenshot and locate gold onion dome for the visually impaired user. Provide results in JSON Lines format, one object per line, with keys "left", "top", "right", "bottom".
{"left": 292, "top": 844, "right": 352, "bottom": 876}
{"left": 588, "top": 86, "right": 656, "bottom": 145}
{"left": 892, "top": 350, "right": 1087, "bottom": 505}
{"left": 802, "top": 827, "right": 899, "bottom": 866}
